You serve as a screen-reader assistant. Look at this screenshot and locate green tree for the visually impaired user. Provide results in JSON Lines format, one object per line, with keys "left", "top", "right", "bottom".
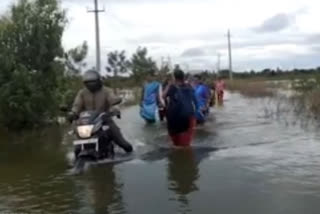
{"left": 58, "top": 42, "right": 88, "bottom": 108}
{"left": 106, "top": 50, "right": 130, "bottom": 77}
{"left": 159, "top": 63, "right": 170, "bottom": 80}
{"left": 64, "top": 41, "right": 88, "bottom": 76}
{"left": 129, "top": 47, "right": 158, "bottom": 84}
{"left": 0, "top": 0, "right": 66, "bottom": 129}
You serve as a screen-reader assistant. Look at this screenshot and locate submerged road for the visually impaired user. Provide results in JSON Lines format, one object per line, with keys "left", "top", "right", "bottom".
{"left": 1, "top": 92, "right": 320, "bottom": 214}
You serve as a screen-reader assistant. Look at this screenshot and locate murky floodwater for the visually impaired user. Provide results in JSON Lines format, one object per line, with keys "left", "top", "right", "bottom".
{"left": 1, "top": 92, "right": 320, "bottom": 214}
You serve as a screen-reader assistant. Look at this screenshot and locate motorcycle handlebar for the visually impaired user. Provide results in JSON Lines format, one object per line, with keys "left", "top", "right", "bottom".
{"left": 101, "top": 110, "right": 121, "bottom": 121}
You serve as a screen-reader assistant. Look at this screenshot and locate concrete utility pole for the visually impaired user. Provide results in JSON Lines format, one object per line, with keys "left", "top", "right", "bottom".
{"left": 88, "top": 0, "right": 105, "bottom": 73}
{"left": 227, "top": 29, "right": 233, "bottom": 80}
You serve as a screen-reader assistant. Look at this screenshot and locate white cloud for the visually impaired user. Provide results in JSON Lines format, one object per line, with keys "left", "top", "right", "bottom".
{"left": 1, "top": 0, "right": 320, "bottom": 71}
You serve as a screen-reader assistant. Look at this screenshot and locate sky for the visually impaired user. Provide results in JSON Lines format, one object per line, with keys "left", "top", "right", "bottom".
{"left": 1, "top": 0, "right": 320, "bottom": 72}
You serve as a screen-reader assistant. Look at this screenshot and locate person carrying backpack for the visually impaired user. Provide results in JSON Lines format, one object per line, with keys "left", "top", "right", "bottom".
{"left": 163, "top": 69, "right": 198, "bottom": 146}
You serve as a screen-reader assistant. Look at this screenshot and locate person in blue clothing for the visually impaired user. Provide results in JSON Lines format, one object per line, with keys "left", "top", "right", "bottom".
{"left": 191, "top": 75, "right": 210, "bottom": 124}
{"left": 140, "top": 72, "right": 164, "bottom": 123}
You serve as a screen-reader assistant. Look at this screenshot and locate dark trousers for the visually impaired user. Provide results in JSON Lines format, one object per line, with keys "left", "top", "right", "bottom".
{"left": 105, "top": 119, "right": 133, "bottom": 153}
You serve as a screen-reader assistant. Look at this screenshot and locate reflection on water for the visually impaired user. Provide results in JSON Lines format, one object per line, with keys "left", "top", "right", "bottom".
{"left": 167, "top": 149, "right": 199, "bottom": 213}
{"left": 79, "top": 166, "right": 125, "bottom": 214}
{"left": 2, "top": 92, "right": 320, "bottom": 213}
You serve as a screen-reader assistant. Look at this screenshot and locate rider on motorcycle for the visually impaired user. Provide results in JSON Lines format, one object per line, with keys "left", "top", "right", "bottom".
{"left": 68, "top": 70, "right": 133, "bottom": 154}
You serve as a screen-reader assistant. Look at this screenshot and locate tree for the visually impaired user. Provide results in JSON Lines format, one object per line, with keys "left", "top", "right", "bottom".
{"left": 0, "top": 0, "right": 66, "bottom": 129}
{"left": 106, "top": 50, "right": 130, "bottom": 77}
{"left": 158, "top": 62, "right": 171, "bottom": 81}
{"left": 129, "top": 47, "right": 158, "bottom": 83}
{"left": 64, "top": 41, "right": 88, "bottom": 76}
{"left": 56, "top": 42, "right": 88, "bottom": 109}
{"left": 159, "top": 64, "right": 170, "bottom": 74}
{"left": 250, "top": 70, "right": 256, "bottom": 75}
{"left": 218, "top": 69, "right": 230, "bottom": 78}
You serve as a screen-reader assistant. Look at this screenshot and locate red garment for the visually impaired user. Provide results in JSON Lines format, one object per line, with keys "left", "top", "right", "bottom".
{"left": 170, "top": 117, "right": 196, "bottom": 147}
{"left": 217, "top": 90, "right": 224, "bottom": 102}
{"left": 215, "top": 80, "right": 225, "bottom": 92}
{"left": 215, "top": 80, "right": 225, "bottom": 103}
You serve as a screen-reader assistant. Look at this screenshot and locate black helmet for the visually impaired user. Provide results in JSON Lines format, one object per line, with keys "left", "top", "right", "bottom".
{"left": 83, "top": 70, "right": 102, "bottom": 93}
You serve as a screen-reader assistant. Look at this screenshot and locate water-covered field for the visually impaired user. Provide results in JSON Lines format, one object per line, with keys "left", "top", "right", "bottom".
{"left": 1, "top": 92, "right": 320, "bottom": 214}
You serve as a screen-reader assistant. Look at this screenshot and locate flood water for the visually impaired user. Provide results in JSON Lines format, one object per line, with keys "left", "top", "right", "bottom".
{"left": 1, "top": 92, "right": 320, "bottom": 214}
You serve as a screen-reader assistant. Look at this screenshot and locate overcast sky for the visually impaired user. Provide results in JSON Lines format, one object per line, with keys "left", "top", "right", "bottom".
{"left": 1, "top": 0, "right": 320, "bottom": 72}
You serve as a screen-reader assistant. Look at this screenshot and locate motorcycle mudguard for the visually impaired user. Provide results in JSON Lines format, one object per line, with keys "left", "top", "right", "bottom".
{"left": 78, "top": 149, "right": 99, "bottom": 161}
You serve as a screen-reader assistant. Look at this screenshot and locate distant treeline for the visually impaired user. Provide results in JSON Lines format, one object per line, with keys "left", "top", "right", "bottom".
{"left": 1, "top": 0, "right": 319, "bottom": 130}
{"left": 217, "top": 67, "right": 320, "bottom": 79}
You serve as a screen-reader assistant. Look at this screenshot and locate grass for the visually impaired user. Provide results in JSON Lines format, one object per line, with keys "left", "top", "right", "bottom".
{"left": 288, "top": 76, "right": 320, "bottom": 117}
{"left": 226, "top": 79, "right": 275, "bottom": 98}
{"left": 251, "top": 76, "right": 320, "bottom": 126}
{"left": 297, "top": 89, "right": 320, "bottom": 118}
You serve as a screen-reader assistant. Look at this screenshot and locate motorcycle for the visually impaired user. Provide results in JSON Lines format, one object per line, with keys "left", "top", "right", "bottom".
{"left": 64, "top": 100, "right": 123, "bottom": 170}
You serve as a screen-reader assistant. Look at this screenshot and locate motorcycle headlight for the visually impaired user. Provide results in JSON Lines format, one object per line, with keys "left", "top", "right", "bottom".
{"left": 77, "top": 125, "right": 94, "bottom": 138}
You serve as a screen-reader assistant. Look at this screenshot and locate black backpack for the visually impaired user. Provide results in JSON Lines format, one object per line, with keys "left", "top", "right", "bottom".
{"left": 168, "top": 85, "right": 195, "bottom": 120}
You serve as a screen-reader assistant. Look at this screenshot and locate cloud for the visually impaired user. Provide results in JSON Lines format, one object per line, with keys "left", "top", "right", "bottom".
{"left": 2, "top": 0, "right": 320, "bottom": 71}
{"left": 181, "top": 48, "right": 206, "bottom": 57}
{"left": 177, "top": 31, "right": 320, "bottom": 71}
{"left": 64, "top": 0, "right": 196, "bottom": 4}
{"left": 255, "top": 13, "right": 293, "bottom": 33}
{"left": 310, "top": 45, "right": 320, "bottom": 53}
{"left": 305, "top": 34, "right": 320, "bottom": 44}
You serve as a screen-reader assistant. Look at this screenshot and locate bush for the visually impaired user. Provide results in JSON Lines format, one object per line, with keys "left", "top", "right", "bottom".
{"left": 0, "top": 0, "right": 66, "bottom": 129}
{"left": 227, "top": 80, "right": 275, "bottom": 98}
{"left": 291, "top": 75, "right": 320, "bottom": 117}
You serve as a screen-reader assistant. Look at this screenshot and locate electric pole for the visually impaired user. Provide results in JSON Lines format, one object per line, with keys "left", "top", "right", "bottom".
{"left": 88, "top": 0, "right": 105, "bottom": 73}
{"left": 227, "top": 29, "right": 233, "bottom": 80}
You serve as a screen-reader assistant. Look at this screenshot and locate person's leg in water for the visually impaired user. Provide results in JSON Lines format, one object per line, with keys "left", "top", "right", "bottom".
{"left": 99, "top": 131, "right": 115, "bottom": 158}
{"left": 209, "top": 89, "right": 215, "bottom": 107}
{"left": 105, "top": 118, "right": 133, "bottom": 153}
{"left": 140, "top": 102, "right": 158, "bottom": 124}
{"left": 158, "top": 106, "right": 166, "bottom": 122}
{"left": 218, "top": 90, "right": 224, "bottom": 103}
{"left": 145, "top": 119, "right": 156, "bottom": 124}
{"left": 159, "top": 98, "right": 168, "bottom": 122}
{"left": 170, "top": 117, "right": 196, "bottom": 147}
